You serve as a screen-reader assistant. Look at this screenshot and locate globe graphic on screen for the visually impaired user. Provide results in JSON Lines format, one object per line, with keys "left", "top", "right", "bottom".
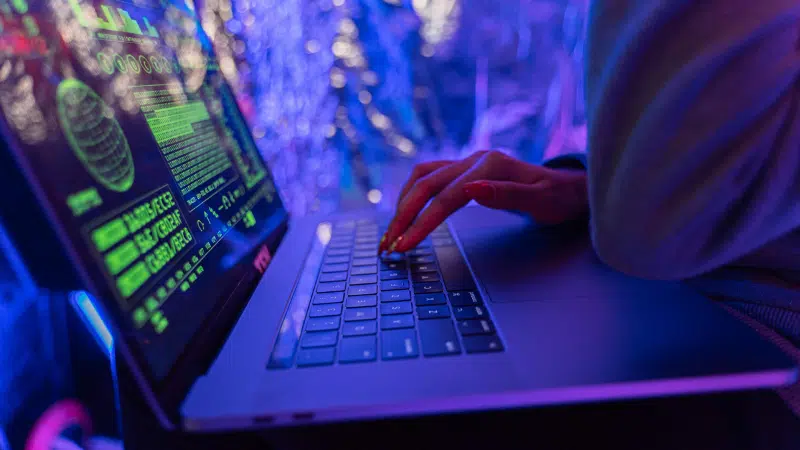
{"left": 57, "top": 79, "right": 134, "bottom": 193}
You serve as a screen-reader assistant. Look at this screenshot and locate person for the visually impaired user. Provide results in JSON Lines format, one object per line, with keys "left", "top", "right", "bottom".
{"left": 379, "top": 0, "right": 800, "bottom": 416}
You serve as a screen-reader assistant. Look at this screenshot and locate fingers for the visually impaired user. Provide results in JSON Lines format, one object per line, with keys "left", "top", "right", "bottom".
{"left": 381, "top": 157, "right": 476, "bottom": 252}
{"left": 395, "top": 160, "right": 454, "bottom": 211}
{"left": 463, "top": 174, "right": 588, "bottom": 225}
{"left": 381, "top": 152, "right": 486, "bottom": 252}
{"left": 463, "top": 179, "right": 551, "bottom": 213}
{"left": 391, "top": 152, "right": 514, "bottom": 252}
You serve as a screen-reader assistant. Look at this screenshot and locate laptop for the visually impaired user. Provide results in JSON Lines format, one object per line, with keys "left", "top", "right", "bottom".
{"left": 0, "top": 0, "right": 796, "bottom": 432}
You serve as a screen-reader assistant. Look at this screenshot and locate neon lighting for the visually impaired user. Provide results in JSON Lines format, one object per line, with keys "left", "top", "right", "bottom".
{"left": 96, "top": 52, "right": 114, "bottom": 74}
{"left": 56, "top": 79, "right": 135, "bottom": 193}
{"left": 66, "top": 187, "right": 102, "bottom": 217}
{"left": 91, "top": 217, "right": 128, "bottom": 252}
{"left": 68, "top": 0, "right": 159, "bottom": 37}
{"left": 72, "top": 291, "right": 113, "bottom": 354}
{"left": 117, "top": 261, "right": 150, "bottom": 298}
{"left": 11, "top": 0, "right": 27, "bottom": 14}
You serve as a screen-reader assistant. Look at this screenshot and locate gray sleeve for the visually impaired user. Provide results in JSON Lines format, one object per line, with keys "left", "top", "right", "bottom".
{"left": 585, "top": 0, "right": 800, "bottom": 279}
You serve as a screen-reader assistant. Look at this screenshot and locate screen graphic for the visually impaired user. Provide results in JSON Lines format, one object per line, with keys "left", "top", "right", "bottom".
{"left": 0, "top": 0, "right": 287, "bottom": 379}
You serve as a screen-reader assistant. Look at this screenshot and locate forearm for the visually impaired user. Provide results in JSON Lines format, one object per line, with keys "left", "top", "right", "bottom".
{"left": 585, "top": 0, "right": 800, "bottom": 279}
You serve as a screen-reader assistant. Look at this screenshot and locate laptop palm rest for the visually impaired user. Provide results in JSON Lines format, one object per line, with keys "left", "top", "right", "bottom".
{"left": 451, "top": 208, "right": 621, "bottom": 304}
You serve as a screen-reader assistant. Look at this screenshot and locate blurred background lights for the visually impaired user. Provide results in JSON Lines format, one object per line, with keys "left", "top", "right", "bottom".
{"left": 367, "top": 189, "right": 383, "bottom": 204}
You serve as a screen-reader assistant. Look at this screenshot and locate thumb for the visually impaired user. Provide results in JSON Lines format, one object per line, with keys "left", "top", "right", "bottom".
{"left": 463, "top": 180, "right": 574, "bottom": 224}
{"left": 463, "top": 180, "right": 547, "bottom": 212}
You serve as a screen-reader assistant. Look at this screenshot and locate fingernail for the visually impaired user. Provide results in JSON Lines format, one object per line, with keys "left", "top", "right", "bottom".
{"left": 463, "top": 182, "right": 495, "bottom": 201}
{"left": 388, "top": 235, "right": 404, "bottom": 253}
{"left": 378, "top": 233, "right": 388, "bottom": 253}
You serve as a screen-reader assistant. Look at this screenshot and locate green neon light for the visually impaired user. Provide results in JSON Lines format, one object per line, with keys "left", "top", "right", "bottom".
{"left": 97, "top": 52, "right": 114, "bottom": 74}
{"left": 150, "top": 55, "right": 162, "bottom": 73}
{"left": 139, "top": 55, "right": 151, "bottom": 73}
{"left": 57, "top": 79, "right": 135, "bottom": 193}
{"left": 142, "top": 17, "right": 158, "bottom": 37}
{"left": 67, "top": 187, "right": 102, "bottom": 217}
{"left": 118, "top": 8, "right": 142, "bottom": 34}
{"left": 125, "top": 54, "right": 140, "bottom": 73}
{"left": 22, "top": 15, "right": 38, "bottom": 36}
{"left": 92, "top": 217, "right": 128, "bottom": 252}
{"left": 96, "top": 5, "right": 118, "bottom": 31}
{"left": 154, "top": 317, "right": 168, "bottom": 334}
{"left": 117, "top": 261, "right": 150, "bottom": 298}
{"left": 105, "top": 240, "right": 140, "bottom": 275}
{"left": 67, "top": 0, "right": 160, "bottom": 37}
{"left": 144, "top": 102, "right": 211, "bottom": 144}
{"left": 113, "top": 53, "right": 126, "bottom": 73}
{"left": 11, "top": 0, "right": 27, "bottom": 14}
{"left": 133, "top": 307, "right": 147, "bottom": 328}
{"left": 145, "top": 297, "right": 158, "bottom": 311}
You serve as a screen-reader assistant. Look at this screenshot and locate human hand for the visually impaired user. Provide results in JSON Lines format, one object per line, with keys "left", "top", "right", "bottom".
{"left": 379, "top": 150, "right": 589, "bottom": 254}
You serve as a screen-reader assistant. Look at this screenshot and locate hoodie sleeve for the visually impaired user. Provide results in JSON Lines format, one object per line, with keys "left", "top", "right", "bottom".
{"left": 585, "top": 0, "right": 800, "bottom": 280}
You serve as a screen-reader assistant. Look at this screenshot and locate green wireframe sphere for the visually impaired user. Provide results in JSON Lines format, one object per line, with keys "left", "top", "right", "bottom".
{"left": 57, "top": 78, "right": 134, "bottom": 193}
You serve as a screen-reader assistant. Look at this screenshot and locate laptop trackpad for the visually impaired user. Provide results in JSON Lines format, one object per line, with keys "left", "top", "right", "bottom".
{"left": 450, "top": 209, "right": 617, "bottom": 304}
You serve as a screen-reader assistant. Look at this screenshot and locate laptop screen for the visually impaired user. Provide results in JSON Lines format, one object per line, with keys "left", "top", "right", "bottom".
{"left": 0, "top": 0, "right": 287, "bottom": 379}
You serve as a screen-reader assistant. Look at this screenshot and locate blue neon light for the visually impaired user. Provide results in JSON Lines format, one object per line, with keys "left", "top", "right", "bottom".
{"left": 71, "top": 291, "right": 113, "bottom": 356}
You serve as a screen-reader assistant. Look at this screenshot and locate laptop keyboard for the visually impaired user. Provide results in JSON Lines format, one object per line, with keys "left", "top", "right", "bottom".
{"left": 271, "top": 219, "right": 504, "bottom": 368}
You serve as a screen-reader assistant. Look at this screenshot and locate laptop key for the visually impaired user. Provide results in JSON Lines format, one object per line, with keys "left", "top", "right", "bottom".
{"left": 413, "top": 281, "right": 443, "bottom": 294}
{"left": 322, "top": 263, "right": 349, "bottom": 273}
{"left": 412, "top": 272, "right": 440, "bottom": 283}
{"left": 382, "top": 329, "right": 419, "bottom": 360}
{"left": 415, "top": 293, "right": 446, "bottom": 306}
{"left": 317, "top": 281, "right": 346, "bottom": 293}
{"left": 301, "top": 331, "right": 338, "bottom": 348}
{"left": 409, "top": 255, "right": 435, "bottom": 264}
{"left": 381, "top": 280, "right": 410, "bottom": 291}
{"left": 381, "top": 251, "right": 406, "bottom": 260}
{"left": 296, "top": 347, "right": 336, "bottom": 367}
{"left": 463, "top": 335, "right": 504, "bottom": 353}
{"left": 352, "top": 257, "right": 377, "bottom": 266}
{"left": 417, "top": 305, "right": 450, "bottom": 320}
{"left": 342, "top": 320, "right": 377, "bottom": 336}
{"left": 418, "top": 319, "right": 461, "bottom": 356}
{"left": 325, "top": 255, "right": 350, "bottom": 264}
{"left": 326, "top": 248, "right": 351, "bottom": 257}
{"left": 380, "top": 301, "right": 412, "bottom": 315}
{"left": 407, "top": 248, "right": 432, "bottom": 256}
{"left": 319, "top": 272, "right": 347, "bottom": 283}
{"left": 328, "top": 241, "right": 353, "bottom": 250}
{"left": 346, "top": 295, "right": 377, "bottom": 308}
{"left": 349, "top": 284, "right": 378, "bottom": 296}
{"left": 350, "top": 274, "right": 377, "bottom": 285}
{"left": 380, "top": 261, "right": 406, "bottom": 271}
{"left": 458, "top": 319, "right": 495, "bottom": 336}
{"left": 381, "top": 314, "right": 415, "bottom": 330}
{"left": 380, "top": 270, "right": 407, "bottom": 281}
{"left": 353, "top": 250, "right": 375, "bottom": 258}
{"left": 448, "top": 291, "right": 482, "bottom": 306}
{"left": 351, "top": 265, "right": 377, "bottom": 275}
{"left": 344, "top": 307, "right": 377, "bottom": 321}
{"left": 354, "top": 244, "right": 377, "bottom": 252}
{"left": 309, "top": 304, "right": 343, "bottom": 317}
{"left": 433, "top": 247, "right": 476, "bottom": 291}
{"left": 306, "top": 317, "right": 341, "bottom": 332}
{"left": 453, "top": 305, "right": 487, "bottom": 320}
{"left": 313, "top": 292, "right": 344, "bottom": 304}
{"left": 339, "top": 336, "right": 377, "bottom": 363}
{"left": 432, "top": 237, "right": 455, "bottom": 247}
{"left": 410, "top": 263, "right": 437, "bottom": 273}
{"left": 381, "top": 290, "right": 411, "bottom": 303}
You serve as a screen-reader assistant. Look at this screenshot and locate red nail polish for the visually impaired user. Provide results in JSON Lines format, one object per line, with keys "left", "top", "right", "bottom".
{"left": 463, "top": 182, "right": 494, "bottom": 201}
